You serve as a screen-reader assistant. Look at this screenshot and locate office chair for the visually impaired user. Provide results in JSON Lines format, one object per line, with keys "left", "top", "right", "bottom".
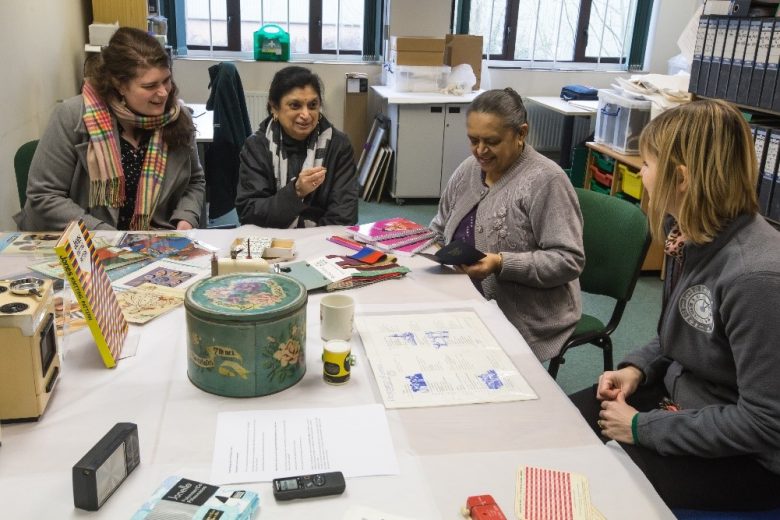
{"left": 547, "top": 188, "right": 651, "bottom": 379}
{"left": 14, "top": 139, "right": 39, "bottom": 207}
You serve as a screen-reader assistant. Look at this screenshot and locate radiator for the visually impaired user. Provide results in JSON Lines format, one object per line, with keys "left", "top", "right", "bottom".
{"left": 245, "top": 90, "right": 269, "bottom": 132}
{"left": 525, "top": 103, "right": 594, "bottom": 152}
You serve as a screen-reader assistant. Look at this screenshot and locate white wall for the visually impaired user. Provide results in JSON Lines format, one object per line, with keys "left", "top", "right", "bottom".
{"left": 0, "top": 0, "right": 699, "bottom": 229}
{"left": 173, "top": 0, "right": 700, "bottom": 114}
{"left": 0, "top": 1, "right": 90, "bottom": 230}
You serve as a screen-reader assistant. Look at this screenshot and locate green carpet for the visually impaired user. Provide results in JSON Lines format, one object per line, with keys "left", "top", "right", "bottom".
{"left": 358, "top": 198, "right": 663, "bottom": 395}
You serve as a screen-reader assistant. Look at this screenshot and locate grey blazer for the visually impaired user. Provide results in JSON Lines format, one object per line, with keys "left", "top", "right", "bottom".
{"left": 14, "top": 95, "right": 205, "bottom": 231}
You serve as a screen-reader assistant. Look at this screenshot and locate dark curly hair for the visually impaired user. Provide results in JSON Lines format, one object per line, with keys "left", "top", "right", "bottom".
{"left": 88, "top": 27, "right": 194, "bottom": 149}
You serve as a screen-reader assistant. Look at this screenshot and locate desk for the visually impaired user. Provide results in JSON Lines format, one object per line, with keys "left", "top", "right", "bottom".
{"left": 525, "top": 96, "right": 597, "bottom": 170}
{"left": 372, "top": 87, "right": 480, "bottom": 202}
{"left": 0, "top": 226, "right": 673, "bottom": 519}
{"left": 187, "top": 103, "right": 213, "bottom": 143}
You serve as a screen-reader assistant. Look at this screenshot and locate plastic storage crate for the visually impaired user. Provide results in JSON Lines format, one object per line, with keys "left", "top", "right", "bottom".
{"left": 616, "top": 163, "right": 643, "bottom": 199}
{"left": 589, "top": 181, "right": 610, "bottom": 195}
{"left": 589, "top": 164, "right": 613, "bottom": 188}
{"left": 592, "top": 150, "right": 616, "bottom": 172}
{"left": 594, "top": 89, "right": 651, "bottom": 155}
{"left": 387, "top": 65, "right": 450, "bottom": 92}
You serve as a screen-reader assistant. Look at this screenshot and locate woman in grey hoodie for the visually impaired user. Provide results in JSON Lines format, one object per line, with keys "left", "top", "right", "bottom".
{"left": 572, "top": 99, "right": 780, "bottom": 511}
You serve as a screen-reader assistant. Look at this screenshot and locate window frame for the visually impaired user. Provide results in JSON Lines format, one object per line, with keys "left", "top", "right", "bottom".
{"left": 182, "top": 0, "right": 375, "bottom": 57}
{"left": 453, "top": 0, "right": 653, "bottom": 69}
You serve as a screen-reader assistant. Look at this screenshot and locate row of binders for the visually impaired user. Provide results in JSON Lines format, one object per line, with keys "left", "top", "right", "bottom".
{"left": 690, "top": 15, "right": 780, "bottom": 110}
{"left": 752, "top": 124, "right": 780, "bottom": 221}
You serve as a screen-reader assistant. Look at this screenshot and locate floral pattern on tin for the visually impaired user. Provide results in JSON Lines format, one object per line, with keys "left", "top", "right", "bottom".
{"left": 203, "top": 278, "right": 287, "bottom": 311}
{"left": 260, "top": 322, "right": 306, "bottom": 383}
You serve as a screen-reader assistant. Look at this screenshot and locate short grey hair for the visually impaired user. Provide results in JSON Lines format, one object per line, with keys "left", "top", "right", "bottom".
{"left": 467, "top": 88, "right": 527, "bottom": 132}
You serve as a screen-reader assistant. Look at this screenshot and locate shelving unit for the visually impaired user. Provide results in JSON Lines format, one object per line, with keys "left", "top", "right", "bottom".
{"left": 584, "top": 142, "right": 665, "bottom": 272}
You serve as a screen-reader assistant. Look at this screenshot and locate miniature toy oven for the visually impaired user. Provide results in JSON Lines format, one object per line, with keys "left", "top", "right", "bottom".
{"left": 0, "top": 278, "right": 60, "bottom": 422}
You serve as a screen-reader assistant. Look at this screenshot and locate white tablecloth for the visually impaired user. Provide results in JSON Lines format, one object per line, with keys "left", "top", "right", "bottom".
{"left": 0, "top": 225, "right": 673, "bottom": 518}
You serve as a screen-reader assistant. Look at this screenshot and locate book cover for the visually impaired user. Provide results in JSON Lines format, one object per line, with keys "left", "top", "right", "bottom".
{"left": 1, "top": 232, "right": 61, "bottom": 255}
{"left": 55, "top": 220, "right": 128, "bottom": 368}
{"left": 417, "top": 239, "right": 485, "bottom": 265}
{"left": 347, "top": 217, "right": 428, "bottom": 242}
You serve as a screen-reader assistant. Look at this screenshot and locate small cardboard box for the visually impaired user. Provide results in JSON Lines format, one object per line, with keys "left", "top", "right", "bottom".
{"left": 390, "top": 36, "right": 445, "bottom": 66}
{"left": 444, "top": 34, "right": 483, "bottom": 89}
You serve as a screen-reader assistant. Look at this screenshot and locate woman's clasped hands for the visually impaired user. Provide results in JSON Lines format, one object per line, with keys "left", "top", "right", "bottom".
{"left": 596, "top": 366, "right": 643, "bottom": 444}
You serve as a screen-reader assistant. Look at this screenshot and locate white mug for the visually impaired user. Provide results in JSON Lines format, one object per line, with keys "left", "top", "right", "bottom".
{"left": 320, "top": 294, "right": 354, "bottom": 341}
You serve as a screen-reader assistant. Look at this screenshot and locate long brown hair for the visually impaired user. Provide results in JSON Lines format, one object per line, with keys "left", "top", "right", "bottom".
{"left": 639, "top": 99, "right": 758, "bottom": 244}
{"left": 88, "top": 27, "right": 194, "bottom": 149}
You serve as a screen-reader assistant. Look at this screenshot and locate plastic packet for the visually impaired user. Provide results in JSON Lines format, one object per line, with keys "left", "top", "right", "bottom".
{"left": 130, "top": 476, "right": 259, "bottom": 520}
{"left": 442, "top": 63, "right": 477, "bottom": 95}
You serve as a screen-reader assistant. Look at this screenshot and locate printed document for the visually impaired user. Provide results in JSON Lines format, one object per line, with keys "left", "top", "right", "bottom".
{"left": 355, "top": 310, "right": 537, "bottom": 408}
{"left": 211, "top": 404, "right": 399, "bottom": 484}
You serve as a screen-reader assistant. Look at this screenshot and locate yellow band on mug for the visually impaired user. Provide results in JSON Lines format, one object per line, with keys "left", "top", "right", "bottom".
{"left": 322, "top": 340, "right": 355, "bottom": 385}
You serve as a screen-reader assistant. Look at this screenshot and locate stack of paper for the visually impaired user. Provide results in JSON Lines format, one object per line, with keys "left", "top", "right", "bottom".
{"left": 515, "top": 466, "right": 605, "bottom": 520}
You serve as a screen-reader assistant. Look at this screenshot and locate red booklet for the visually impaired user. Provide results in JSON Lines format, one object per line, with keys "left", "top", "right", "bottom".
{"left": 347, "top": 217, "right": 428, "bottom": 243}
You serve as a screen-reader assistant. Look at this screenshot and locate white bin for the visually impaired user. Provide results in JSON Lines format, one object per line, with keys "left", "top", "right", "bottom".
{"left": 594, "top": 89, "right": 651, "bottom": 155}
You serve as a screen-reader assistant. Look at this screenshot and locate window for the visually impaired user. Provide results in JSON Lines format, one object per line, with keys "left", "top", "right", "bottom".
{"left": 453, "top": 0, "right": 653, "bottom": 69}
{"left": 183, "top": 0, "right": 375, "bottom": 57}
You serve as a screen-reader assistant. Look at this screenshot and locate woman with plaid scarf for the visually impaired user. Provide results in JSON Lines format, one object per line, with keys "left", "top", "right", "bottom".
{"left": 15, "top": 28, "right": 204, "bottom": 231}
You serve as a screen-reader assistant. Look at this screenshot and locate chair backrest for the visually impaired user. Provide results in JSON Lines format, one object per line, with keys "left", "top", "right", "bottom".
{"left": 14, "top": 139, "right": 39, "bottom": 207}
{"left": 575, "top": 187, "right": 651, "bottom": 301}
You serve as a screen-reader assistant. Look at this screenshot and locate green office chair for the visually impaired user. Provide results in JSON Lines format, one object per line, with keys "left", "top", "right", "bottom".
{"left": 548, "top": 188, "right": 652, "bottom": 379}
{"left": 14, "top": 139, "right": 39, "bottom": 207}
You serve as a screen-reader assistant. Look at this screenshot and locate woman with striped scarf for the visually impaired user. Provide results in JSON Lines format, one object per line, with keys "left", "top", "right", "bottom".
{"left": 15, "top": 28, "right": 204, "bottom": 231}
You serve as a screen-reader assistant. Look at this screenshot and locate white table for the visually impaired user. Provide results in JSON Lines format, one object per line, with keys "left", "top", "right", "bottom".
{"left": 525, "top": 96, "right": 598, "bottom": 170}
{"left": 0, "top": 226, "right": 673, "bottom": 519}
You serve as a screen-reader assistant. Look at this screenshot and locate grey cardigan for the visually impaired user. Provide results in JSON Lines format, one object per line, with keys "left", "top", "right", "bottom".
{"left": 14, "top": 95, "right": 205, "bottom": 231}
{"left": 430, "top": 145, "right": 584, "bottom": 361}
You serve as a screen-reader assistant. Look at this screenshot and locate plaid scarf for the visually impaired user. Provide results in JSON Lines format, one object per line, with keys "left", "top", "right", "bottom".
{"left": 82, "top": 81, "right": 180, "bottom": 230}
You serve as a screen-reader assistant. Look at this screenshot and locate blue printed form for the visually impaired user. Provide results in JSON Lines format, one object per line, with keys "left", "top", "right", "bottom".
{"left": 354, "top": 310, "right": 537, "bottom": 408}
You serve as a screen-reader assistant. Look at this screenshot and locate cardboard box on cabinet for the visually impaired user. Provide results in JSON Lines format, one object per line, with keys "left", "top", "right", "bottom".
{"left": 390, "top": 36, "right": 446, "bottom": 66}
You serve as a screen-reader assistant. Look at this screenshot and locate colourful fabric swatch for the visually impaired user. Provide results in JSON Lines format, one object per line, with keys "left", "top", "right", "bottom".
{"left": 349, "top": 246, "right": 387, "bottom": 264}
{"left": 327, "top": 234, "right": 365, "bottom": 251}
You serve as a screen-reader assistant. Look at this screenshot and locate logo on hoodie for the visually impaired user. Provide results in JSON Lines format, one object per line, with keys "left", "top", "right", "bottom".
{"left": 679, "top": 284, "right": 714, "bottom": 333}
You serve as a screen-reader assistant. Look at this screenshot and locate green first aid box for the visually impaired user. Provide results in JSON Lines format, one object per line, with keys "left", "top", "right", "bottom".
{"left": 254, "top": 24, "right": 290, "bottom": 61}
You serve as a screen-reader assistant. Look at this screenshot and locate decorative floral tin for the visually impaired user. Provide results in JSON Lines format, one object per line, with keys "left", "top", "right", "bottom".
{"left": 184, "top": 273, "right": 307, "bottom": 397}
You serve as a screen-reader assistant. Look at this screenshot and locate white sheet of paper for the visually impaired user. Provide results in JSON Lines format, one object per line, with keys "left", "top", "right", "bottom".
{"left": 111, "top": 258, "right": 209, "bottom": 293}
{"left": 211, "top": 404, "right": 399, "bottom": 484}
{"left": 309, "top": 256, "right": 357, "bottom": 282}
{"left": 355, "top": 310, "right": 537, "bottom": 409}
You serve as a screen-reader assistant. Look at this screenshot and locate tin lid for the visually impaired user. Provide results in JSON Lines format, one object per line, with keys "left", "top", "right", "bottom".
{"left": 185, "top": 273, "right": 306, "bottom": 321}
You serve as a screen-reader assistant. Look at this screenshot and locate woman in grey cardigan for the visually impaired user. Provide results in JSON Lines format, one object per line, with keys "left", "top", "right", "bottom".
{"left": 15, "top": 28, "right": 204, "bottom": 231}
{"left": 430, "top": 88, "right": 584, "bottom": 361}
